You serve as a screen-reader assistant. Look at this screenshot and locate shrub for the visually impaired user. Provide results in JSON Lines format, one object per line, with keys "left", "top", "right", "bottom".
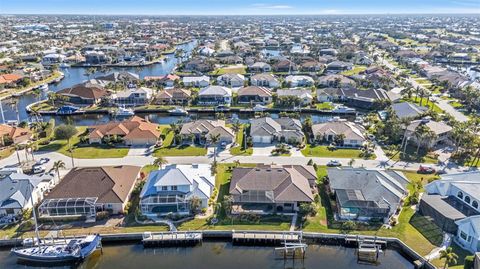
{"left": 341, "top": 220, "right": 357, "bottom": 233}
{"left": 464, "top": 255, "right": 474, "bottom": 269}
{"left": 96, "top": 211, "right": 110, "bottom": 220}
{"left": 299, "top": 203, "right": 316, "bottom": 217}
{"left": 307, "top": 159, "right": 313, "bottom": 165}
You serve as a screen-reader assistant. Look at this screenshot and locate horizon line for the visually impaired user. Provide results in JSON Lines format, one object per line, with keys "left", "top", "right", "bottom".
{"left": 2, "top": 12, "right": 480, "bottom": 16}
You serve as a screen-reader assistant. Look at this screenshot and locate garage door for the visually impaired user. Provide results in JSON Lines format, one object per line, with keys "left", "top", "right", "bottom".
{"left": 253, "top": 136, "right": 271, "bottom": 143}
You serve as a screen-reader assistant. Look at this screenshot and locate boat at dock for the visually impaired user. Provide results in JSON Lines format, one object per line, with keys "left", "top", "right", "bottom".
{"left": 113, "top": 106, "right": 135, "bottom": 117}
{"left": 168, "top": 106, "right": 188, "bottom": 116}
{"left": 57, "top": 105, "right": 80, "bottom": 115}
{"left": 332, "top": 105, "right": 356, "bottom": 113}
{"left": 12, "top": 235, "right": 101, "bottom": 263}
{"left": 37, "top": 84, "right": 49, "bottom": 91}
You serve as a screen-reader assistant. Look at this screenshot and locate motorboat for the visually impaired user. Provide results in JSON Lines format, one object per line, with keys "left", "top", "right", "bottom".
{"left": 115, "top": 106, "right": 135, "bottom": 117}
{"left": 168, "top": 106, "right": 188, "bottom": 116}
{"left": 38, "top": 84, "right": 49, "bottom": 91}
{"left": 57, "top": 105, "right": 80, "bottom": 115}
{"left": 12, "top": 235, "right": 101, "bottom": 263}
{"left": 253, "top": 104, "right": 267, "bottom": 112}
{"left": 332, "top": 105, "right": 356, "bottom": 113}
{"left": 59, "top": 63, "right": 70, "bottom": 68}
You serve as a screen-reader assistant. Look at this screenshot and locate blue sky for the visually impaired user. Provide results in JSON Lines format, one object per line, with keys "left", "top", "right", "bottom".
{"left": 1, "top": 0, "right": 479, "bottom": 15}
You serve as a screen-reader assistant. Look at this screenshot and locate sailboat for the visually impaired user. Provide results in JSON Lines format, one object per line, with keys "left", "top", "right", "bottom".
{"left": 10, "top": 186, "right": 102, "bottom": 264}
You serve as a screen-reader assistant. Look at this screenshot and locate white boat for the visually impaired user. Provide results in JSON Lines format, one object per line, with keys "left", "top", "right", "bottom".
{"left": 332, "top": 105, "right": 356, "bottom": 113}
{"left": 12, "top": 235, "right": 101, "bottom": 263}
{"left": 253, "top": 104, "right": 267, "bottom": 112}
{"left": 38, "top": 84, "right": 48, "bottom": 91}
{"left": 59, "top": 63, "right": 70, "bottom": 68}
{"left": 168, "top": 107, "right": 188, "bottom": 116}
{"left": 115, "top": 106, "right": 135, "bottom": 117}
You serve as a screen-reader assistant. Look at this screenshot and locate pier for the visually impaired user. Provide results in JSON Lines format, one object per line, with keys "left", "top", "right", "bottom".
{"left": 142, "top": 231, "right": 202, "bottom": 247}
{"left": 232, "top": 231, "right": 300, "bottom": 245}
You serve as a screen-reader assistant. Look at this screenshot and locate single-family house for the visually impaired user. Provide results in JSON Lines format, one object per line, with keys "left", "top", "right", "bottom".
{"left": 88, "top": 116, "right": 161, "bottom": 146}
{"left": 327, "top": 167, "right": 409, "bottom": 222}
{"left": 237, "top": 86, "right": 272, "bottom": 105}
{"left": 57, "top": 82, "right": 109, "bottom": 105}
{"left": 139, "top": 164, "right": 214, "bottom": 216}
{"left": 391, "top": 102, "right": 428, "bottom": 120}
{"left": 285, "top": 75, "right": 315, "bottom": 87}
{"left": 455, "top": 216, "right": 480, "bottom": 253}
{"left": 311, "top": 119, "right": 366, "bottom": 147}
{"left": 318, "top": 75, "right": 356, "bottom": 88}
{"left": 276, "top": 89, "right": 313, "bottom": 106}
{"left": 251, "top": 73, "right": 280, "bottom": 88}
{"left": 248, "top": 62, "right": 272, "bottom": 73}
{"left": 154, "top": 88, "right": 192, "bottom": 106}
{"left": 39, "top": 166, "right": 141, "bottom": 220}
{"left": 110, "top": 87, "right": 153, "bottom": 106}
{"left": 182, "top": 76, "right": 210, "bottom": 88}
{"left": 229, "top": 164, "right": 316, "bottom": 214}
{"left": 180, "top": 119, "right": 234, "bottom": 145}
{"left": 197, "top": 86, "right": 232, "bottom": 106}
{"left": 325, "top": 61, "right": 353, "bottom": 72}
{"left": 250, "top": 117, "right": 304, "bottom": 144}
{"left": 217, "top": 73, "right": 245, "bottom": 88}
{"left": 0, "top": 124, "right": 32, "bottom": 146}
{"left": 404, "top": 118, "right": 453, "bottom": 148}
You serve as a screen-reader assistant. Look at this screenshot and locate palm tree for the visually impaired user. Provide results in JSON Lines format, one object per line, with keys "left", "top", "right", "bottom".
{"left": 439, "top": 247, "right": 458, "bottom": 269}
{"left": 413, "top": 124, "right": 436, "bottom": 154}
{"left": 153, "top": 156, "right": 168, "bottom": 169}
{"left": 209, "top": 133, "right": 221, "bottom": 162}
{"left": 14, "top": 144, "right": 21, "bottom": 165}
{"left": 47, "top": 92, "right": 58, "bottom": 107}
{"left": 51, "top": 160, "right": 65, "bottom": 184}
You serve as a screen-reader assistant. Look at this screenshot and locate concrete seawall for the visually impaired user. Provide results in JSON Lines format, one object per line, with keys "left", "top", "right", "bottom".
{"left": 0, "top": 230, "right": 436, "bottom": 268}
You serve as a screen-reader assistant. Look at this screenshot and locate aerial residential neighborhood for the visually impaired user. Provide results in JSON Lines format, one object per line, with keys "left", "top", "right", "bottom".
{"left": 0, "top": 1, "right": 479, "bottom": 268}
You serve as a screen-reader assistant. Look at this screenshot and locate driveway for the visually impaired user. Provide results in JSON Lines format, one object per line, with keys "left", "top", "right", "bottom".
{"left": 252, "top": 143, "right": 276, "bottom": 156}
{"left": 127, "top": 146, "right": 152, "bottom": 157}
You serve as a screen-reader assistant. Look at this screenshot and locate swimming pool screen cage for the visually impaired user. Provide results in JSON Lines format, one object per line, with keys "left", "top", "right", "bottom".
{"left": 38, "top": 197, "right": 98, "bottom": 217}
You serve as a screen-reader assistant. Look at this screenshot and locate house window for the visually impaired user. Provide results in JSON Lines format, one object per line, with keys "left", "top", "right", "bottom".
{"left": 171, "top": 186, "right": 178, "bottom": 191}
{"left": 460, "top": 231, "right": 468, "bottom": 241}
{"left": 473, "top": 201, "right": 478, "bottom": 209}
{"left": 457, "top": 191, "right": 463, "bottom": 199}
{"left": 161, "top": 186, "right": 168, "bottom": 191}
{"left": 465, "top": 196, "right": 471, "bottom": 204}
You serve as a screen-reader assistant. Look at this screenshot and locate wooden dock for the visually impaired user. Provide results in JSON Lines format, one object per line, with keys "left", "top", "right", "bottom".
{"left": 345, "top": 235, "right": 387, "bottom": 248}
{"left": 142, "top": 232, "right": 202, "bottom": 247}
{"left": 232, "top": 232, "right": 300, "bottom": 245}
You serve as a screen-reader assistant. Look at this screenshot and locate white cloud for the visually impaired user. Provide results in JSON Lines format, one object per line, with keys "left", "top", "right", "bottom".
{"left": 251, "top": 3, "right": 293, "bottom": 9}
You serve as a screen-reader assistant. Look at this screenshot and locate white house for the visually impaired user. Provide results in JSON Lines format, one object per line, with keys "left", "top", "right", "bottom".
{"left": 110, "top": 87, "right": 153, "bottom": 106}
{"left": 139, "top": 164, "right": 214, "bottom": 216}
{"left": 455, "top": 216, "right": 480, "bottom": 253}
{"left": 251, "top": 73, "right": 280, "bottom": 88}
{"left": 217, "top": 73, "right": 245, "bottom": 88}
{"left": 285, "top": 75, "right": 315, "bottom": 87}
{"left": 182, "top": 76, "right": 210, "bottom": 88}
{"left": 41, "top": 53, "right": 66, "bottom": 66}
{"left": 198, "top": 86, "right": 232, "bottom": 106}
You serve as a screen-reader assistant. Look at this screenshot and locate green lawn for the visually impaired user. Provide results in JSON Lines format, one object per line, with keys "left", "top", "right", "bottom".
{"left": 386, "top": 145, "right": 438, "bottom": 164}
{"left": 404, "top": 97, "right": 443, "bottom": 114}
{"left": 315, "top": 102, "right": 334, "bottom": 110}
{"left": 341, "top": 65, "right": 367, "bottom": 76}
{"left": 210, "top": 66, "right": 247, "bottom": 75}
{"left": 0, "top": 147, "right": 14, "bottom": 160}
{"left": 432, "top": 242, "right": 472, "bottom": 269}
{"left": 37, "top": 126, "right": 129, "bottom": 159}
{"left": 152, "top": 128, "right": 207, "bottom": 157}
{"left": 301, "top": 145, "right": 374, "bottom": 159}
{"left": 229, "top": 126, "right": 253, "bottom": 156}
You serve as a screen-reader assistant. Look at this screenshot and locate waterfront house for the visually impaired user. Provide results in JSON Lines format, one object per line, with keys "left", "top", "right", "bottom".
{"left": 229, "top": 164, "right": 316, "bottom": 214}
{"left": 327, "top": 167, "right": 409, "bottom": 222}
{"left": 217, "top": 73, "right": 245, "bottom": 88}
{"left": 419, "top": 171, "right": 480, "bottom": 233}
{"left": 184, "top": 58, "right": 213, "bottom": 73}
{"left": 88, "top": 116, "right": 161, "bottom": 146}
{"left": 325, "top": 61, "right": 353, "bottom": 72}
{"left": 318, "top": 74, "right": 356, "bottom": 88}
{"left": 391, "top": 102, "right": 428, "bottom": 120}
{"left": 311, "top": 119, "right": 366, "bottom": 147}
{"left": 94, "top": 71, "right": 140, "bottom": 86}
{"left": 403, "top": 118, "right": 453, "bottom": 148}
{"left": 57, "top": 82, "right": 109, "bottom": 105}
{"left": 455, "top": 216, "right": 480, "bottom": 253}
{"left": 0, "top": 124, "right": 32, "bottom": 146}
{"left": 39, "top": 166, "right": 141, "bottom": 220}
{"left": 248, "top": 62, "right": 271, "bottom": 73}
{"left": 41, "top": 53, "right": 66, "bottom": 66}
{"left": 276, "top": 89, "right": 313, "bottom": 106}
{"left": 154, "top": 88, "right": 192, "bottom": 106}
{"left": 0, "top": 168, "right": 53, "bottom": 218}
{"left": 250, "top": 73, "right": 280, "bottom": 88}
{"left": 273, "top": 59, "right": 296, "bottom": 72}
{"left": 316, "top": 88, "right": 398, "bottom": 109}
{"left": 0, "top": 73, "right": 23, "bottom": 87}
{"left": 285, "top": 75, "right": 315, "bottom": 87}
{"left": 182, "top": 76, "right": 210, "bottom": 88}
{"left": 250, "top": 117, "right": 304, "bottom": 144}
{"left": 110, "top": 87, "right": 153, "bottom": 106}
{"left": 237, "top": 86, "right": 272, "bottom": 105}
{"left": 84, "top": 50, "right": 110, "bottom": 65}
{"left": 139, "top": 164, "right": 214, "bottom": 216}
{"left": 197, "top": 85, "right": 232, "bottom": 106}
{"left": 179, "top": 119, "right": 234, "bottom": 145}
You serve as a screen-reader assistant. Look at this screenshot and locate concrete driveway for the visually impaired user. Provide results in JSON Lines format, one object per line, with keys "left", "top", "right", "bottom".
{"left": 252, "top": 143, "right": 276, "bottom": 156}
{"left": 127, "top": 146, "right": 153, "bottom": 157}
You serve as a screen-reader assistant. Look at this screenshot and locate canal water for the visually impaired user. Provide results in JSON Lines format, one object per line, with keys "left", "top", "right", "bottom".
{"left": 0, "top": 242, "right": 414, "bottom": 269}
{"left": 0, "top": 41, "right": 197, "bottom": 123}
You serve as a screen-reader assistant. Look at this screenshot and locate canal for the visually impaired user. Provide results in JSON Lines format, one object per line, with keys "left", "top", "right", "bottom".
{"left": 0, "top": 40, "right": 197, "bottom": 123}
{"left": 0, "top": 242, "right": 414, "bottom": 269}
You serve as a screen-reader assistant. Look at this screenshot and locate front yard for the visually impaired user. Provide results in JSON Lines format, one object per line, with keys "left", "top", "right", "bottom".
{"left": 37, "top": 126, "right": 130, "bottom": 159}
{"left": 385, "top": 145, "right": 439, "bottom": 164}
{"left": 229, "top": 125, "right": 253, "bottom": 156}
{"left": 301, "top": 145, "right": 375, "bottom": 159}
{"left": 152, "top": 127, "right": 207, "bottom": 157}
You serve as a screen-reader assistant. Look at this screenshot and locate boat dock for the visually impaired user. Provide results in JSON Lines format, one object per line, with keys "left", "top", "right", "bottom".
{"left": 344, "top": 234, "right": 387, "bottom": 248}
{"left": 142, "top": 232, "right": 202, "bottom": 247}
{"left": 232, "top": 232, "right": 300, "bottom": 245}
{"left": 344, "top": 235, "right": 386, "bottom": 264}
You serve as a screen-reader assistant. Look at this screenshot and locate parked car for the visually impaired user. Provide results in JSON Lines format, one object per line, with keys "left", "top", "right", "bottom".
{"left": 327, "top": 160, "right": 342, "bottom": 167}
{"left": 32, "top": 165, "right": 46, "bottom": 174}
{"left": 418, "top": 165, "right": 435, "bottom": 174}
{"left": 36, "top": 157, "right": 50, "bottom": 165}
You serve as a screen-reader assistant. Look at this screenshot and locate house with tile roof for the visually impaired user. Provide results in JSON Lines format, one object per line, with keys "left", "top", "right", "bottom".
{"left": 229, "top": 164, "right": 316, "bottom": 214}
{"left": 154, "top": 88, "right": 192, "bottom": 105}
{"left": 250, "top": 117, "right": 304, "bottom": 144}
{"left": 87, "top": 116, "right": 161, "bottom": 146}
{"left": 139, "top": 164, "right": 214, "bottom": 216}
{"left": 0, "top": 124, "right": 32, "bottom": 146}
{"left": 38, "top": 166, "right": 141, "bottom": 220}
{"left": 237, "top": 86, "right": 272, "bottom": 104}
{"left": 57, "top": 82, "right": 109, "bottom": 105}
{"left": 179, "top": 119, "right": 234, "bottom": 145}
{"left": 311, "top": 119, "right": 366, "bottom": 147}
